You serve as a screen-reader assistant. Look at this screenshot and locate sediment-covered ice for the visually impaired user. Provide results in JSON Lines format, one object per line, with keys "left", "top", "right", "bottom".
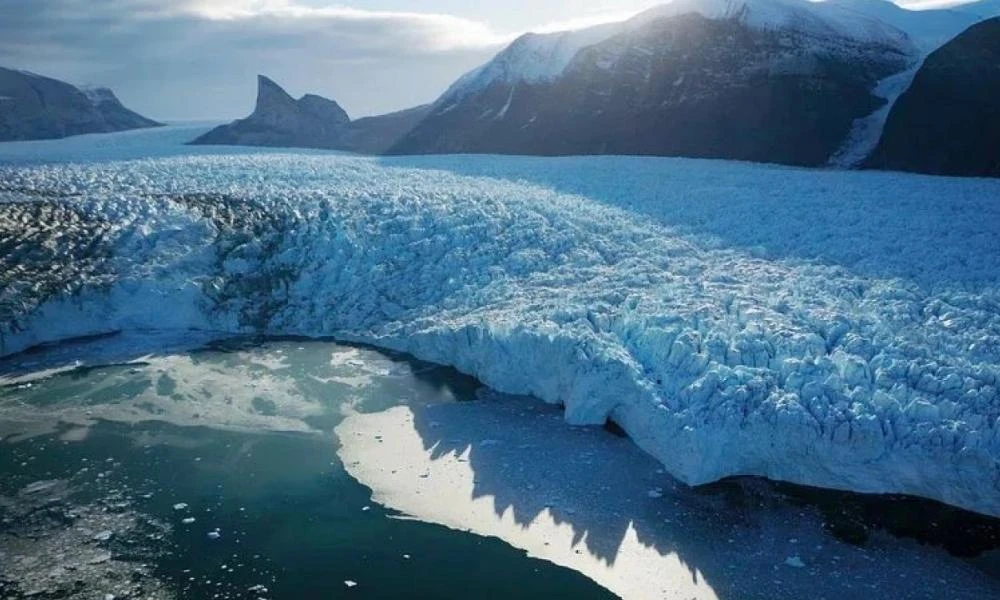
{"left": 1, "top": 129, "right": 999, "bottom": 516}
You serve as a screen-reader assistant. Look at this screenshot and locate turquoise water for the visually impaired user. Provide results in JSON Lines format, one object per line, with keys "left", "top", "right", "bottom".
{"left": 0, "top": 337, "right": 616, "bottom": 599}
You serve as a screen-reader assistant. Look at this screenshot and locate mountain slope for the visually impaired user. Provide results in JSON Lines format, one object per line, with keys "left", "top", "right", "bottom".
{"left": 338, "top": 105, "right": 432, "bottom": 155}
{"left": 865, "top": 17, "right": 1000, "bottom": 178}
{"left": 81, "top": 87, "right": 161, "bottom": 132}
{"left": 0, "top": 67, "right": 161, "bottom": 141}
{"left": 389, "top": 0, "right": 916, "bottom": 165}
{"left": 191, "top": 76, "right": 429, "bottom": 154}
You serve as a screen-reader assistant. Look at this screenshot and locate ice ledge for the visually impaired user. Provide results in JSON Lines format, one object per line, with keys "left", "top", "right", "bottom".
{"left": 1, "top": 152, "right": 998, "bottom": 518}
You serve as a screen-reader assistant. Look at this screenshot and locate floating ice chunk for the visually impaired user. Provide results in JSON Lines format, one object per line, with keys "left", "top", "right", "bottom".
{"left": 92, "top": 530, "right": 113, "bottom": 541}
{"left": 344, "top": 580, "right": 358, "bottom": 588}
{"left": 785, "top": 556, "right": 806, "bottom": 568}
{"left": 172, "top": 502, "right": 189, "bottom": 511}
{"left": 21, "top": 480, "right": 59, "bottom": 495}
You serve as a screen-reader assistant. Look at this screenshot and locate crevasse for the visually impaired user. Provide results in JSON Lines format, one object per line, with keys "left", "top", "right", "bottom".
{"left": 1, "top": 150, "right": 998, "bottom": 517}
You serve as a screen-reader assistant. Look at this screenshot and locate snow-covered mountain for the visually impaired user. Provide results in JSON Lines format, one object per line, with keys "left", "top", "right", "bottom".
{"left": 192, "top": 75, "right": 429, "bottom": 154}
{"left": 184, "top": 0, "right": 998, "bottom": 169}
{"left": 435, "top": 0, "right": 991, "bottom": 104}
{"left": 388, "top": 0, "right": 921, "bottom": 164}
{"left": 437, "top": 0, "right": 917, "bottom": 104}
{"left": 0, "top": 67, "right": 160, "bottom": 141}
{"left": 866, "top": 16, "right": 1000, "bottom": 177}
{"left": 827, "top": 0, "right": 989, "bottom": 50}
{"left": 387, "top": 0, "right": 1000, "bottom": 167}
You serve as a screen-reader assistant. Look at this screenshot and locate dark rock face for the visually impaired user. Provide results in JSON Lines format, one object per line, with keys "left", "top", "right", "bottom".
{"left": 191, "top": 75, "right": 429, "bottom": 154}
{"left": 0, "top": 67, "right": 161, "bottom": 141}
{"left": 866, "top": 18, "right": 1000, "bottom": 177}
{"left": 389, "top": 12, "right": 913, "bottom": 166}
{"left": 339, "top": 105, "right": 432, "bottom": 155}
{"left": 193, "top": 75, "right": 351, "bottom": 149}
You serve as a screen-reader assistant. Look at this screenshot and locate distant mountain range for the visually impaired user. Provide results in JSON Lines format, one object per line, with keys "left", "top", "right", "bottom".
{"left": 190, "top": 0, "right": 998, "bottom": 177}
{"left": 5, "top": 0, "right": 997, "bottom": 178}
{"left": 0, "top": 66, "right": 160, "bottom": 141}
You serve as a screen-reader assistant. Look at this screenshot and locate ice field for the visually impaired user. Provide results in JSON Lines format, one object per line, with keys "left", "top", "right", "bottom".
{"left": 1, "top": 126, "right": 999, "bottom": 517}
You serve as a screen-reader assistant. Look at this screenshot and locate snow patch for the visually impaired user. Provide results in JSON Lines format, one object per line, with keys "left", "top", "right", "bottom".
{"left": 828, "top": 58, "right": 924, "bottom": 167}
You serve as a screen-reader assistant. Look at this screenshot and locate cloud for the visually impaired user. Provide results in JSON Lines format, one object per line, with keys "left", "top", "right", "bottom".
{"left": 0, "top": 0, "right": 508, "bottom": 119}
{"left": 533, "top": 11, "right": 649, "bottom": 33}
{"left": 11, "top": 0, "right": 963, "bottom": 121}
{"left": 176, "top": 1, "right": 511, "bottom": 50}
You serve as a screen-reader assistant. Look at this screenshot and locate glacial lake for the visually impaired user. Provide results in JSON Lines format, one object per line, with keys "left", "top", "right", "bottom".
{"left": 2, "top": 334, "right": 999, "bottom": 600}
{"left": 0, "top": 337, "right": 615, "bottom": 599}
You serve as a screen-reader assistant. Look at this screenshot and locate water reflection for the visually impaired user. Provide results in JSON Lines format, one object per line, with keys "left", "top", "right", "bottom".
{"left": 0, "top": 336, "right": 619, "bottom": 599}
{"left": 339, "top": 391, "right": 1000, "bottom": 600}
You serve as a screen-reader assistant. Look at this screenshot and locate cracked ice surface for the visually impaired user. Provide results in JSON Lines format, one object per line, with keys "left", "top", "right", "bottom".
{"left": 1, "top": 131, "right": 999, "bottom": 516}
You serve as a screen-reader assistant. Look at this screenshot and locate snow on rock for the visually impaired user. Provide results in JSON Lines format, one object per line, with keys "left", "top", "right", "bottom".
{"left": 784, "top": 555, "right": 806, "bottom": 568}
{"left": 828, "top": 59, "right": 924, "bottom": 167}
{"left": 1, "top": 131, "right": 999, "bottom": 517}
{"left": 641, "top": 0, "right": 911, "bottom": 46}
{"left": 437, "top": 0, "right": 918, "bottom": 109}
{"left": 828, "top": 0, "right": 993, "bottom": 51}
{"left": 433, "top": 22, "right": 623, "bottom": 108}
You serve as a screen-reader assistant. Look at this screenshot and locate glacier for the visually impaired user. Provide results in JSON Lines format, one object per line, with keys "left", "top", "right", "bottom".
{"left": 1, "top": 127, "right": 999, "bottom": 517}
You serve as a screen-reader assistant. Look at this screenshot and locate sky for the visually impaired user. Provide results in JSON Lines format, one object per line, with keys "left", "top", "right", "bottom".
{"left": 0, "top": 0, "right": 981, "bottom": 121}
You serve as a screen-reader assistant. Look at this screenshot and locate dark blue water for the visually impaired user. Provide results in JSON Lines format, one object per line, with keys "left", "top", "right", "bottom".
{"left": 0, "top": 338, "right": 616, "bottom": 599}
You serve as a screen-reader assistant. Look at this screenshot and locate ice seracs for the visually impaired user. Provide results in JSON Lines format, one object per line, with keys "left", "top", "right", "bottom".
{"left": 0, "top": 128, "right": 998, "bottom": 517}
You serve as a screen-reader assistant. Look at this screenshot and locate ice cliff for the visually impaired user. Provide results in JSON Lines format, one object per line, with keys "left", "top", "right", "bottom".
{"left": 1, "top": 136, "right": 998, "bottom": 517}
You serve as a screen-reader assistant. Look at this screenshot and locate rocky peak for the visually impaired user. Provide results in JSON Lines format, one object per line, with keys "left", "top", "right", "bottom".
{"left": 81, "top": 86, "right": 117, "bottom": 105}
{"left": 298, "top": 93, "right": 350, "bottom": 126}
{"left": 251, "top": 75, "right": 299, "bottom": 123}
{"left": 194, "top": 75, "right": 400, "bottom": 151}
